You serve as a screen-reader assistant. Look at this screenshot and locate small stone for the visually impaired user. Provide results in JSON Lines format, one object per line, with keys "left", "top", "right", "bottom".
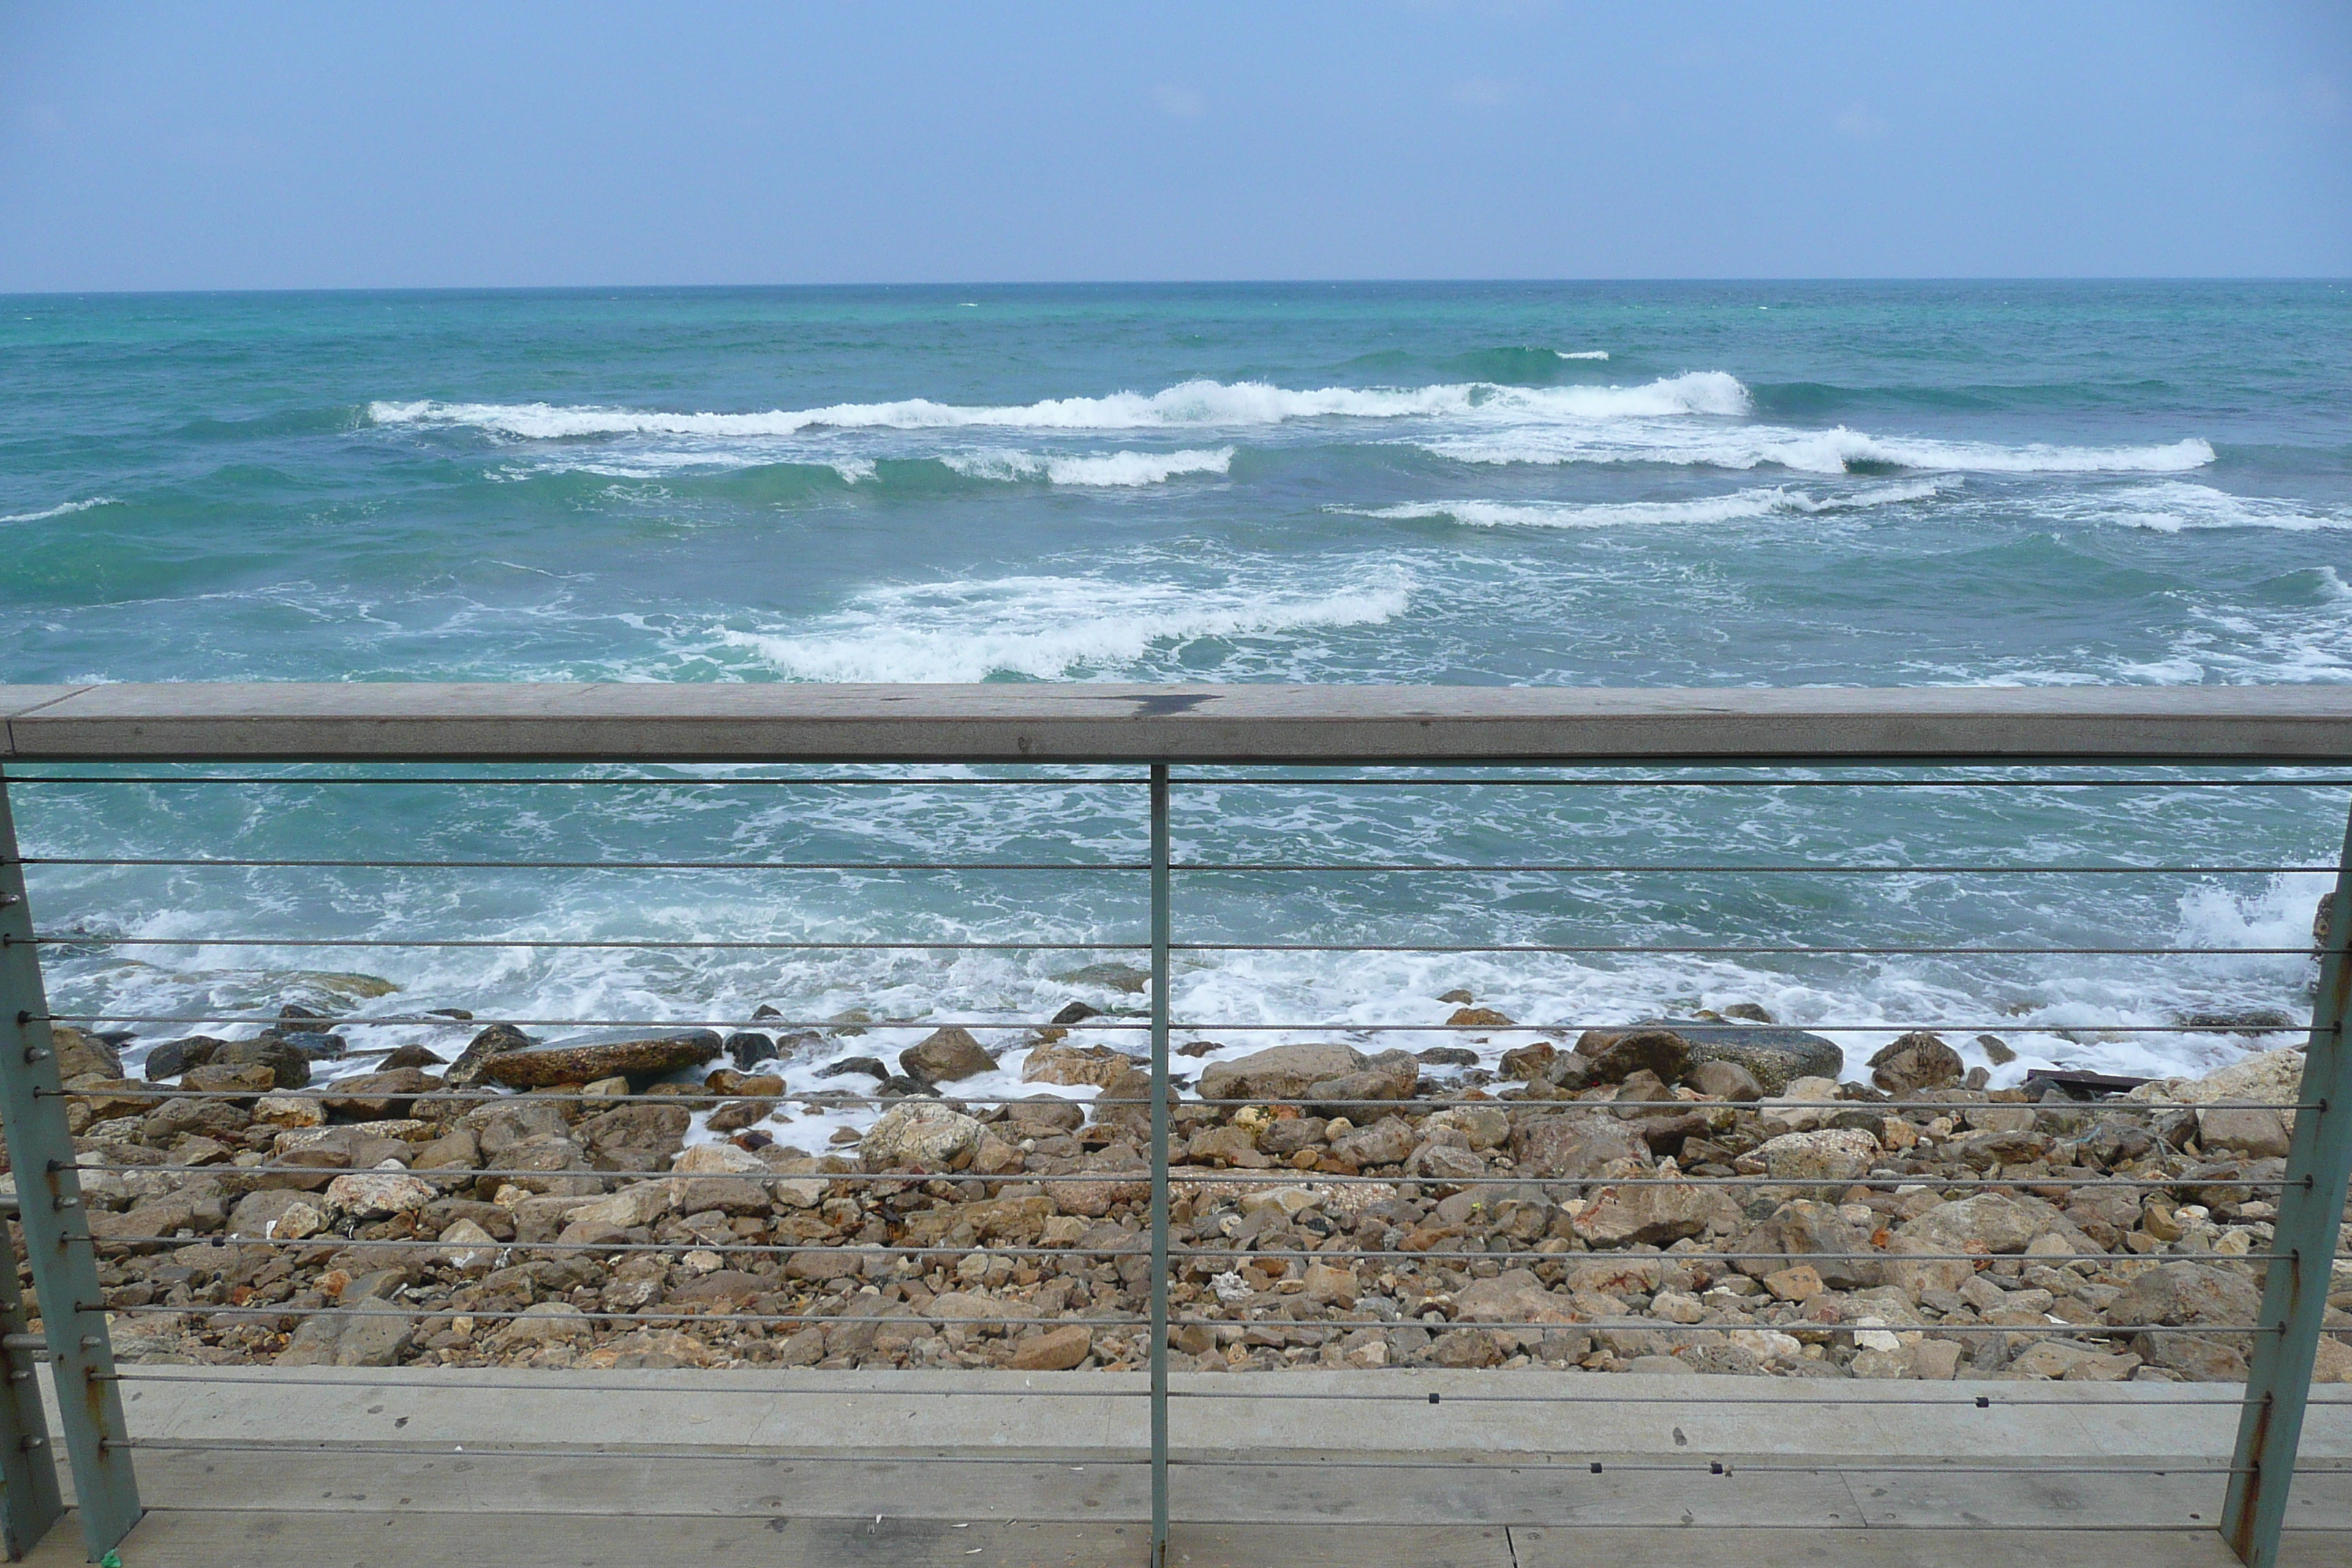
{"left": 437, "top": 1218, "right": 500, "bottom": 1271}
{"left": 1686, "top": 1060, "right": 1764, "bottom": 1101}
{"left": 252, "top": 1094, "right": 327, "bottom": 1129}
{"left": 859, "top": 1100, "right": 985, "bottom": 1169}
{"left": 1303, "top": 1262, "right": 1358, "bottom": 1308}
{"left": 1756, "top": 1127, "right": 1880, "bottom": 1183}
{"left": 324, "top": 1171, "right": 436, "bottom": 1220}
{"left": 1976, "top": 1034, "right": 2018, "bottom": 1066}
{"left": 1908, "top": 1340, "right": 1964, "bottom": 1380}
{"left": 1447, "top": 1006, "right": 1515, "bottom": 1029}
{"left": 1764, "top": 1264, "right": 1826, "bottom": 1303}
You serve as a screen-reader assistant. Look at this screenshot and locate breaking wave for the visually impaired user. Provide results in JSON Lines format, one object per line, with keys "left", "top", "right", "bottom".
{"left": 940, "top": 447, "right": 1235, "bottom": 486}
{"left": 0, "top": 496, "right": 119, "bottom": 524}
{"left": 1344, "top": 477, "right": 1952, "bottom": 529}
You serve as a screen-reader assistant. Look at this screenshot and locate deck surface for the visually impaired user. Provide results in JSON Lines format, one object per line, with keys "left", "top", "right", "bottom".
{"left": 15, "top": 1368, "right": 2349, "bottom": 1567}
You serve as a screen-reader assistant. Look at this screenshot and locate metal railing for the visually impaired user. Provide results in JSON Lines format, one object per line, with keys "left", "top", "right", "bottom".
{"left": 0, "top": 682, "right": 2348, "bottom": 1567}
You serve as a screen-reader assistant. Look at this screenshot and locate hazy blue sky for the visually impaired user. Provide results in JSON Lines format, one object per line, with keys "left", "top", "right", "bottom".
{"left": 3, "top": 1, "right": 2347, "bottom": 290}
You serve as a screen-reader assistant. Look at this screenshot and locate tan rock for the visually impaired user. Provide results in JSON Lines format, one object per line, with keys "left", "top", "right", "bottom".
{"left": 1011, "top": 1324, "right": 1094, "bottom": 1371}
{"left": 1764, "top": 1264, "right": 1826, "bottom": 1303}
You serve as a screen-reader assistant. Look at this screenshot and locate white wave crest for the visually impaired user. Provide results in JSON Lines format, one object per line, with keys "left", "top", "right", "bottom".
{"left": 367, "top": 372, "right": 1747, "bottom": 440}
{"left": 709, "top": 570, "right": 1412, "bottom": 682}
{"left": 0, "top": 496, "right": 118, "bottom": 524}
{"left": 2040, "top": 480, "right": 2352, "bottom": 533}
{"left": 1431, "top": 423, "right": 2215, "bottom": 475}
{"left": 941, "top": 447, "right": 1235, "bottom": 486}
{"left": 1346, "top": 477, "right": 1951, "bottom": 529}
{"left": 1556, "top": 350, "right": 1610, "bottom": 361}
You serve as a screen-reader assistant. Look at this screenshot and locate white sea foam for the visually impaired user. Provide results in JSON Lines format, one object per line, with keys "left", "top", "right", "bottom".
{"left": 0, "top": 496, "right": 118, "bottom": 524}
{"left": 2041, "top": 480, "right": 2352, "bottom": 533}
{"left": 1429, "top": 422, "right": 2215, "bottom": 475}
{"left": 1556, "top": 350, "right": 1610, "bottom": 361}
{"left": 367, "top": 372, "right": 1748, "bottom": 440}
{"left": 941, "top": 447, "right": 1235, "bottom": 486}
{"left": 1343, "top": 477, "right": 1951, "bottom": 529}
{"left": 706, "top": 569, "right": 1412, "bottom": 683}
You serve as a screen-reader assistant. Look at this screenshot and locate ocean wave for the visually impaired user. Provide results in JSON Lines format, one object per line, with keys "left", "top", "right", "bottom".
{"left": 366, "top": 372, "right": 1748, "bottom": 440}
{"left": 940, "top": 447, "right": 1235, "bottom": 486}
{"left": 1429, "top": 423, "right": 2215, "bottom": 475}
{"left": 0, "top": 496, "right": 119, "bottom": 524}
{"left": 2042, "top": 480, "right": 2352, "bottom": 533}
{"left": 706, "top": 570, "right": 1413, "bottom": 682}
{"left": 1556, "top": 350, "right": 1610, "bottom": 361}
{"left": 1343, "top": 477, "right": 1952, "bottom": 529}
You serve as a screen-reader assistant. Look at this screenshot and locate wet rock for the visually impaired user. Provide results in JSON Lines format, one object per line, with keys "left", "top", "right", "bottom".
{"left": 1869, "top": 1032, "right": 1965, "bottom": 1096}
{"left": 1635, "top": 1020, "right": 1843, "bottom": 1095}
{"left": 141, "top": 1036, "right": 224, "bottom": 1082}
{"left": 1976, "top": 1034, "right": 2018, "bottom": 1066}
{"left": 1447, "top": 1006, "right": 1515, "bottom": 1030}
{"left": 483, "top": 1033, "right": 723, "bottom": 1089}
{"left": 1686, "top": 1060, "right": 1765, "bottom": 1102}
{"left": 900, "top": 1026, "right": 994, "bottom": 1085}
{"left": 322, "top": 1068, "right": 440, "bottom": 1121}
{"left": 180, "top": 1063, "right": 275, "bottom": 1096}
{"left": 1197, "top": 1043, "right": 1366, "bottom": 1103}
{"left": 723, "top": 1031, "right": 775, "bottom": 1070}
{"left": 1417, "top": 1047, "right": 1481, "bottom": 1068}
{"left": 816, "top": 1055, "right": 890, "bottom": 1081}
{"left": 214, "top": 1037, "right": 314, "bottom": 1090}
{"left": 1054, "top": 961, "right": 1151, "bottom": 995}
{"left": 442, "top": 1022, "right": 537, "bottom": 1088}
{"left": 377, "top": 1043, "right": 446, "bottom": 1071}
{"left": 861, "top": 1100, "right": 985, "bottom": 1169}
{"left": 1585, "top": 1029, "right": 1692, "bottom": 1087}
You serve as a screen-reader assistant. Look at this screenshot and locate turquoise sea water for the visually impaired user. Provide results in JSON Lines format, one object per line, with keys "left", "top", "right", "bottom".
{"left": 4, "top": 282, "right": 2348, "bottom": 1111}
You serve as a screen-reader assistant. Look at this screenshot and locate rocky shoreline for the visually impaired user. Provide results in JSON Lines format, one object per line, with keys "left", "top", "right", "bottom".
{"left": 10, "top": 996, "right": 2351, "bottom": 1385}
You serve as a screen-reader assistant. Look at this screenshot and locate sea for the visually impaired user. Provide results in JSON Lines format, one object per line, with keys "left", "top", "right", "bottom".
{"left": 3, "top": 281, "right": 2348, "bottom": 1126}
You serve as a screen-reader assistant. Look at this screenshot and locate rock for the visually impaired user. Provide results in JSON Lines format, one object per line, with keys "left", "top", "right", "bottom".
{"left": 1869, "top": 1032, "right": 1965, "bottom": 1096}
{"left": 1686, "top": 1060, "right": 1764, "bottom": 1102}
{"left": 575, "top": 1103, "right": 693, "bottom": 1166}
{"left": 1022, "top": 1042, "right": 1142, "bottom": 1088}
{"left": 377, "top": 1043, "right": 446, "bottom": 1070}
{"left": 1632, "top": 1019, "right": 1843, "bottom": 1095}
{"left": 2138, "top": 1047, "right": 2307, "bottom": 1109}
{"left": 1188, "top": 1124, "right": 1272, "bottom": 1168}
{"left": 1428, "top": 1328, "right": 1504, "bottom": 1368}
{"left": 1756, "top": 1128, "right": 1880, "bottom": 1183}
{"left": 1197, "top": 1043, "right": 1366, "bottom": 1103}
{"left": 1454, "top": 1268, "right": 1578, "bottom": 1324}
{"left": 1585, "top": 1029, "right": 1692, "bottom": 1086}
{"left": 1417, "top": 1047, "right": 1481, "bottom": 1068}
{"left": 1497, "top": 1042, "right": 1557, "bottom": 1082}
{"left": 900, "top": 1026, "right": 994, "bottom": 1085}
{"left": 52, "top": 1025, "right": 124, "bottom": 1080}
{"left": 437, "top": 1218, "right": 501, "bottom": 1271}
{"left": 1009, "top": 1324, "right": 1094, "bottom": 1371}
{"left": 1422, "top": 1105, "right": 1511, "bottom": 1151}
{"left": 722, "top": 1031, "right": 775, "bottom": 1070}
{"left": 228, "top": 1188, "right": 324, "bottom": 1239}
{"left": 1328, "top": 1115, "right": 1418, "bottom": 1168}
{"left": 141, "top": 1036, "right": 224, "bottom": 1082}
{"left": 1054, "top": 961, "right": 1151, "bottom": 995}
{"left": 1976, "top": 1034, "right": 2018, "bottom": 1066}
{"left": 1406, "top": 1142, "right": 1487, "bottom": 1182}
{"left": 860, "top": 1101, "right": 985, "bottom": 1169}
{"left": 2106, "top": 1262, "right": 2263, "bottom": 1330}
{"left": 1764, "top": 1264, "right": 1825, "bottom": 1303}
{"left": 181, "top": 1063, "right": 276, "bottom": 1095}
{"left": 275, "top": 1271, "right": 416, "bottom": 1367}
{"left": 322, "top": 1068, "right": 440, "bottom": 1120}
{"left": 1571, "top": 1178, "right": 1737, "bottom": 1248}
{"left": 214, "top": 1037, "right": 313, "bottom": 1089}
{"left": 2198, "top": 1105, "right": 2293, "bottom": 1158}
{"left": 443, "top": 1022, "right": 536, "bottom": 1088}
{"left": 483, "top": 1033, "right": 722, "bottom": 1089}
{"left": 565, "top": 1181, "right": 676, "bottom": 1231}
{"left": 1049, "top": 1001, "right": 1102, "bottom": 1027}
{"left": 498, "top": 1302, "right": 592, "bottom": 1346}
{"left": 1305, "top": 1052, "right": 1419, "bottom": 1114}
{"left": 816, "top": 1055, "right": 889, "bottom": 1082}
{"left": 1447, "top": 1006, "right": 1515, "bottom": 1029}
{"left": 1508, "top": 1114, "right": 1648, "bottom": 1179}
{"left": 1303, "top": 1262, "right": 1359, "bottom": 1308}
{"left": 324, "top": 1172, "right": 436, "bottom": 1221}
{"left": 252, "top": 1093, "right": 327, "bottom": 1129}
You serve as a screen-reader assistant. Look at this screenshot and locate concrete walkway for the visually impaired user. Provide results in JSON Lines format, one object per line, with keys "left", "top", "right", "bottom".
{"left": 22, "top": 1368, "right": 2352, "bottom": 1567}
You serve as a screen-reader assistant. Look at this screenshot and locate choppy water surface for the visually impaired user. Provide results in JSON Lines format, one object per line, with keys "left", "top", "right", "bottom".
{"left": 4, "top": 282, "right": 2347, "bottom": 1117}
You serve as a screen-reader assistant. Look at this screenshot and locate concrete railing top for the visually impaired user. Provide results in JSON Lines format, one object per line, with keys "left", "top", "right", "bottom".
{"left": 6, "top": 682, "right": 2352, "bottom": 764}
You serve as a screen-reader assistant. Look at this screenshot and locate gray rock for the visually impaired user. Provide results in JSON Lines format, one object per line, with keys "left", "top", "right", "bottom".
{"left": 1508, "top": 1113, "right": 1648, "bottom": 1178}
{"left": 214, "top": 1036, "right": 313, "bottom": 1090}
{"left": 2106, "top": 1262, "right": 2263, "bottom": 1330}
{"left": 1869, "top": 1031, "right": 1965, "bottom": 1096}
{"left": 443, "top": 1022, "right": 536, "bottom": 1088}
{"left": 723, "top": 1031, "right": 775, "bottom": 1070}
{"left": 1687, "top": 1059, "right": 1764, "bottom": 1102}
{"left": 1586, "top": 1029, "right": 1692, "bottom": 1086}
{"left": 142, "top": 1036, "right": 224, "bottom": 1082}
{"left": 1637, "top": 1019, "right": 1843, "bottom": 1095}
{"left": 1197, "top": 1043, "right": 1366, "bottom": 1103}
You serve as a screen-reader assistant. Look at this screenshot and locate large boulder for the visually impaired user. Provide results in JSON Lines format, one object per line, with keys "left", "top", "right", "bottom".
{"left": 1755, "top": 1127, "right": 1879, "bottom": 1183}
{"left": 1196, "top": 1043, "right": 1366, "bottom": 1103}
{"left": 52, "top": 1025, "right": 124, "bottom": 1082}
{"left": 1607, "top": 1019, "right": 1842, "bottom": 1094}
{"left": 860, "top": 1101, "right": 985, "bottom": 1169}
{"left": 2106, "top": 1262, "right": 2264, "bottom": 1330}
{"left": 900, "top": 1026, "right": 995, "bottom": 1085}
{"left": 481, "top": 1033, "right": 722, "bottom": 1089}
{"left": 1584, "top": 1029, "right": 1692, "bottom": 1087}
{"left": 1508, "top": 1112, "right": 1648, "bottom": 1179}
{"left": 1022, "top": 1043, "right": 1142, "bottom": 1088}
{"left": 1869, "top": 1032, "right": 1965, "bottom": 1096}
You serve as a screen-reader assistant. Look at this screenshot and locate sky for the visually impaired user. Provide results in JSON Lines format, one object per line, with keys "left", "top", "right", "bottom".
{"left": 1, "top": 1, "right": 2348, "bottom": 290}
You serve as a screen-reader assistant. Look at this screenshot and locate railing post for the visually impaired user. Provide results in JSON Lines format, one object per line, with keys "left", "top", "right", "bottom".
{"left": 1147, "top": 763, "right": 1172, "bottom": 1567}
{"left": 2223, "top": 795, "right": 2352, "bottom": 1567}
{"left": 0, "top": 769, "right": 143, "bottom": 1561}
{"left": 0, "top": 1192, "right": 63, "bottom": 1561}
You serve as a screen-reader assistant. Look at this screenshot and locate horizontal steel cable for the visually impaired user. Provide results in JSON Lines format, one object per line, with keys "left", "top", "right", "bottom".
{"left": 30, "top": 1014, "right": 2318, "bottom": 1033}
{"left": 108, "top": 1438, "right": 1151, "bottom": 1464}
{"left": 14, "top": 774, "right": 2351, "bottom": 788}
{"left": 92, "top": 1232, "right": 2301, "bottom": 1267}
{"left": 17, "top": 856, "right": 1147, "bottom": 872}
{"left": 1175, "top": 1457, "right": 2256, "bottom": 1474}
{"left": 84, "top": 1301, "right": 2276, "bottom": 1335}
{"left": 20, "top": 935, "right": 1147, "bottom": 952}
{"left": 0, "top": 775, "right": 1153, "bottom": 787}
{"left": 58, "top": 1161, "right": 2295, "bottom": 1188}
{"left": 1169, "top": 862, "right": 2332, "bottom": 875}
{"left": 102, "top": 1369, "right": 2347, "bottom": 1408}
